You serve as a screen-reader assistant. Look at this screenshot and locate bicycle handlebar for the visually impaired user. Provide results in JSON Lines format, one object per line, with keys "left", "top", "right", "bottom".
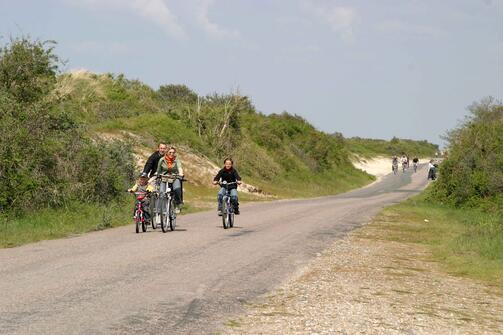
{"left": 218, "top": 181, "right": 238, "bottom": 186}
{"left": 157, "top": 174, "right": 186, "bottom": 181}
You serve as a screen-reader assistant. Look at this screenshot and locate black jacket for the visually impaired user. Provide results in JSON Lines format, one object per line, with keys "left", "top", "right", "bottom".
{"left": 143, "top": 151, "right": 163, "bottom": 177}
{"left": 214, "top": 168, "right": 241, "bottom": 189}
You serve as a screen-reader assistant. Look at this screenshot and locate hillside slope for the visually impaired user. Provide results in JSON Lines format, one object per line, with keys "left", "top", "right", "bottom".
{"left": 59, "top": 71, "right": 375, "bottom": 198}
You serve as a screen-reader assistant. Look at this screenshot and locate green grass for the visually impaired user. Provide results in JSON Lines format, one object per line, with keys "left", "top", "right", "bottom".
{"left": 369, "top": 197, "right": 503, "bottom": 286}
{"left": 246, "top": 167, "right": 374, "bottom": 198}
{"left": 0, "top": 199, "right": 133, "bottom": 248}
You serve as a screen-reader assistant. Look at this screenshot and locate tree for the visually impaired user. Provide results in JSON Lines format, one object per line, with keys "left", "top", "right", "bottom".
{"left": 0, "top": 37, "right": 60, "bottom": 104}
{"left": 157, "top": 84, "right": 197, "bottom": 105}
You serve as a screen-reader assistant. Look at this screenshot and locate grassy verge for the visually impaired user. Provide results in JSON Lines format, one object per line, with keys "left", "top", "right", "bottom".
{"left": 247, "top": 168, "right": 374, "bottom": 199}
{"left": 0, "top": 199, "right": 132, "bottom": 248}
{"left": 369, "top": 196, "right": 503, "bottom": 286}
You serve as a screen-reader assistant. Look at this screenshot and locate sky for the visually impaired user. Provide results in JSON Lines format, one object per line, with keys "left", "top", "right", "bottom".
{"left": 1, "top": 0, "right": 503, "bottom": 145}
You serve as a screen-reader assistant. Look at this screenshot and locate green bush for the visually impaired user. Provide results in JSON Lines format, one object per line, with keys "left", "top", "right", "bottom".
{"left": 429, "top": 97, "right": 503, "bottom": 210}
{"left": 0, "top": 37, "right": 134, "bottom": 213}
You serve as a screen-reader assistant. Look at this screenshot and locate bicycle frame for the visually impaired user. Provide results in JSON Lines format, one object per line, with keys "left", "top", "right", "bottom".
{"left": 133, "top": 191, "right": 148, "bottom": 233}
{"left": 155, "top": 174, "right": 180, "bottom": 232}
{"left": 220, "top": 181, "right": 237, "bottom": 229}
{"left": 134, "top": 201, "right": 145, "bottom": 223}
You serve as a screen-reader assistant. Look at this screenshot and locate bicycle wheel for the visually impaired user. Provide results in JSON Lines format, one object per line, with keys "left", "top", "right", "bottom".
{"left": 169, "top": 199, "right": 176, "bottom": 231}
{"left": 222, "top": 198, "right": 229, "bottom": 229}
{"left": 229, "top": 212, "right": 234, "bottom": 228}
{"left": 151, "top": 195, "right": 157, "bottom": 229}
{"left": 161, "top": 197, "right": 169, "bottom": 233}
{"left": 141, "top": 216, "right": 147, "bottom": 233}
{"left": 135, "top": 210, "right": 140, "bottom": 234}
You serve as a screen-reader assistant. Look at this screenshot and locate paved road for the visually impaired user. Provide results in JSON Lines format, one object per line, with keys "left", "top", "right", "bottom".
{"left": 0, "top": 166, "right": 430, "bottom": 335}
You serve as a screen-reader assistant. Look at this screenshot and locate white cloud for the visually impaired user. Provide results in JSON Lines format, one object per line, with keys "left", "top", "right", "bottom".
{"left": 131, "top": 0, "right": 186, "bottom": 38}
{"left": 195, "top": 0, "right": 240, "bottom": 39}
{"left": 304, "top": 1, "right": 357, "bottom": 42}
{"left": 376, "top": 20, "right": 446, "bottom": 38}
{"left": 62, "top": 0, "right": 186, "bottom": 39}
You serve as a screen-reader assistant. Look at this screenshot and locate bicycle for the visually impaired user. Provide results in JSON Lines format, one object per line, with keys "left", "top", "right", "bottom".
{"left": 130, "top": 191, "right": 150, "bottom": 233}
{"left": 219, "top": 181, "right": 237, "bottom": 229}
{"left": 155, "top": 174, "right": 182, "bottom": 233}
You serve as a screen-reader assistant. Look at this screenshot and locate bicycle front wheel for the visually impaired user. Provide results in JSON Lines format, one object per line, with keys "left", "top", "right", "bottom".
{"left": 229, "top": 212, "right": 234, "bottom": 228}
{"left": 169, "top": 199, "right": 176, "bottom": 231}
{"left": 135, "top": 210, "right": 141, "bottom": 234}
{"left": 222, "top": 204, "right": 229, "bottom": 229}
{"left": 161, "top": 197, "right": 169, "bottom": 233}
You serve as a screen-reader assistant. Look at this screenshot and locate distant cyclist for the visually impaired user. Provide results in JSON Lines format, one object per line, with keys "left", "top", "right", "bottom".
{"left": 392, "top": 156, "right": 399, "bottom": 174}
{"left": 412, "top": 157, "right": 419, "bottom": 172}
{"left": 428, "top": 159, "right": 437, "bottom": 180}
{"left": 401, "top": 154, "right": 408, "bottom": 172}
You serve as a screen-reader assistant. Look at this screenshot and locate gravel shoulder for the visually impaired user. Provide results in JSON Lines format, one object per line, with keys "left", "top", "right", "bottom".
{"left": 224, "top": 209, "right": 503, "bottom": 334}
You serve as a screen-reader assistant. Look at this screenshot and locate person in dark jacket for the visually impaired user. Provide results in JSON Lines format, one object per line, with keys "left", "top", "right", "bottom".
{"left": 212, "top": 158, "right": 242, "bottom": 216}
{"left": 143, "top": 143, "right": 167, "bottom": 177}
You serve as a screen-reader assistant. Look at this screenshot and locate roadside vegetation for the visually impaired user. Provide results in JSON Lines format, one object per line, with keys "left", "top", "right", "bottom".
{"left": 0, "top": 37, "right": 437, "bottom": 248}
{"left": 378, "top": 98, "right": 503, "bottom": 285}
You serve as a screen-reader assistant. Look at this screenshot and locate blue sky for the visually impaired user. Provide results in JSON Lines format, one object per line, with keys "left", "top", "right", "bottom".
{"left": 1, "top": 0, "right": 503, "bottom": 145}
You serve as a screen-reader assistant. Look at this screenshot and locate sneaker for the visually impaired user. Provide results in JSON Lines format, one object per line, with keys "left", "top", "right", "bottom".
{"left": 175, "top": 207, "right": 181, "bottom": 214}
{"left": 217, "top": 210, "right": 223, "bottom": 216}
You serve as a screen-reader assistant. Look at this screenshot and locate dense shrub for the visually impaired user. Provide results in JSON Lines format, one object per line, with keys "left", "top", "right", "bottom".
{"left": 429, "top": 97, "right": 503, "bottom": 210}
{"left": 0, "top": 38, "right": 134, "bottom": 213}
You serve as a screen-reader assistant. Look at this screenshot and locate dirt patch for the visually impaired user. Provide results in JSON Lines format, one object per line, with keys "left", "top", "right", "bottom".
{"left": 224, "top": 224, "right": 503, "bottom": 334}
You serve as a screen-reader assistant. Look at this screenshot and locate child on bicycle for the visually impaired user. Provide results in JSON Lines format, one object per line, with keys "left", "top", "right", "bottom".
{"left": 128, "top": 172, "right": 155, "bottom": 220}
{"left": 212, "top": 158, "right": 242, "bottom": 216}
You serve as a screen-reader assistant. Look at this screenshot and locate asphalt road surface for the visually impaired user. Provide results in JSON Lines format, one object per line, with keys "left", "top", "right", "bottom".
{"left": 0, "top": 165, "right": 430, "bottom": 335}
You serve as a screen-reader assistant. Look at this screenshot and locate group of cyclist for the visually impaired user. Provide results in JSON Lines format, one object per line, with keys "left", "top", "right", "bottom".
{"left": 391, "top": 154, "right": 437, "bottom": 179}
{"left": 392, "top": 154, "right": 418, "bottom": 173}
{"left": 128, "top": 143, "right": 242, "bottom": 226}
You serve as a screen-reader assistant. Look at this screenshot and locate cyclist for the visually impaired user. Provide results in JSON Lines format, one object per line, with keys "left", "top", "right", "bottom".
{"left": 412, "top": 157, "right": 419, "bottom": 172}
{"left": 401, "top": 154, "right": 408, "bottom": 171}
{"left": 128, "top": 172, "right": 155, "bottom": 221}
{"left": 392, "top": 155, "right": 399, "bottom": 172}
{"left": 428, "top": 159, "right": 437, "bottom": 180}
{"left": 143, "top": 143, "right": 167, "bottom": 178}
{"left": 156, "top": 146, "right": 184, "bottom": 213}
{"left": 212, "top": 158, "right": 242, "bottom": 216}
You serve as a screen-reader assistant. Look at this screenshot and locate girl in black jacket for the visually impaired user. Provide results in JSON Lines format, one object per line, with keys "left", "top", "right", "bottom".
{"left": 212, "top": 158, "right": 242, "bottom": 215}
